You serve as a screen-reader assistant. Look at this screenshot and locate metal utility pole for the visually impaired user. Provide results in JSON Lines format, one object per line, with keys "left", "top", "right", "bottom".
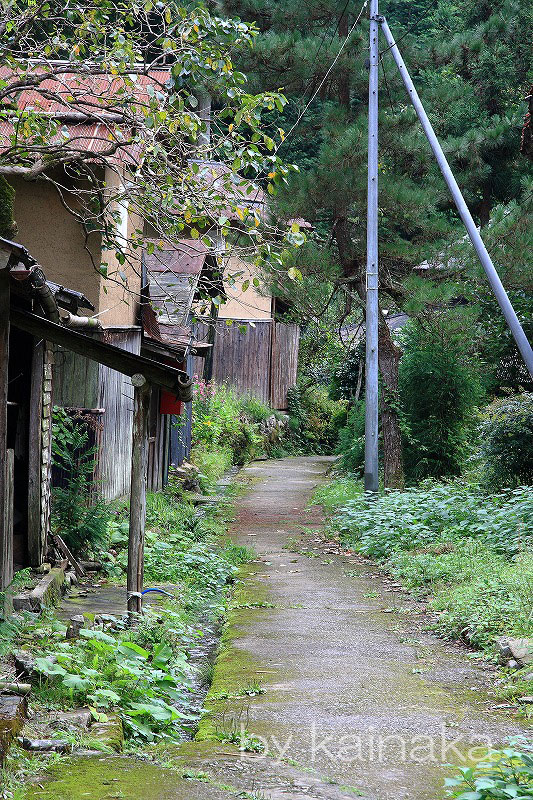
{"left": 379, "top": 17, "right": 533, "bottom": 379}
{"left": 364, "top": 0, "right": 380, "bottom": 493}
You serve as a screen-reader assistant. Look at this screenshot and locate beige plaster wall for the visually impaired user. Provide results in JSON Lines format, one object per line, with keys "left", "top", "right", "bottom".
{"left": 97, "top": 166, "right": 142, "bottom": 328}
{"left": 11, "top": 171, "right": 141, "bottom": 327}
{"left": 219, "top": 254, "right": 272, "bottom": 320}
{"left": 11, "top": 176, "right": 101, "bottom": 310}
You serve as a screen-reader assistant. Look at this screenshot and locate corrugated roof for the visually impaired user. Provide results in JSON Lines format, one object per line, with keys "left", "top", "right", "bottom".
{"left": 144, "top": 238, "right": 208, "bottom": 328}
{"left": 0, "top": 66, "right": 170, "bottom": 162}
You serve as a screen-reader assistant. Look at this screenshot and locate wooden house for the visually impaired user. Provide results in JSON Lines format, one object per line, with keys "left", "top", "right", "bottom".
{"left": 0, "top": 237, "right": 193, "bottom": 597}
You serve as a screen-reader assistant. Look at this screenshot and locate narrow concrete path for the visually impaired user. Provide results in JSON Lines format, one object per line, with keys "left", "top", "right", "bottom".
{"left": 197, "top": 456, "right": 527, "bottom": 799}
{"left": 26, "top": 457, "right": 527, "bottom": 800}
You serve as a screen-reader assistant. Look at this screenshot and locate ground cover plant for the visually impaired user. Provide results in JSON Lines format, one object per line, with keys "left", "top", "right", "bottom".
{"left": 314, "top": 479, "right": 533, "bottom": 653}
{"left": 190, "top": 378, "right": 285, "bottom": 481}
{"left": 445, "top": 739, "right": 533, "bottom": 799}
{"left": 8, "top": 490, "right": 253, "bottom": 745}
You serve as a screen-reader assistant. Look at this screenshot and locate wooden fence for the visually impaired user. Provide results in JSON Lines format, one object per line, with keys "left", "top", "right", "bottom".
{"left": 193, "top": 319, "right": 299, "bottom": 410}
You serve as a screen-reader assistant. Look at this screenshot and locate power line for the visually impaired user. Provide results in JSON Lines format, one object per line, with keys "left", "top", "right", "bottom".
{"left": 378, "top": 0, "right": 439, "bottom": 58}
{"left": 280, "top": 0, "right": 369, "bottom": 150}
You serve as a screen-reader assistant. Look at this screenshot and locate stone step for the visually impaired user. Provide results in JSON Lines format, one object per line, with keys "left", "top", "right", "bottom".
{"left": 0, "top": 694, "right": 27, "bottom": 763}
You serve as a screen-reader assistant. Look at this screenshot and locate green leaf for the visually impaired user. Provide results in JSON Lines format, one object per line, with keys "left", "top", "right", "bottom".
{"left": 287, "top": 267, "right": 302, "bottom": 281}
{"left": 126, "top": 702, "right": 175, "bottom": 722}
{"left": 79, "top": 629, "right": 116, "bottom": 644}
{"left": 34, "top": 657, "right": 66, "bottom": 677}
{"left": 118, "top": 642, "right": 150, "bottom": 660}
{"left": 62, "top": 673, "right": 92, "bottom": 690}
{"left": 152, "top": 643, "right": 172, "bottom": 667}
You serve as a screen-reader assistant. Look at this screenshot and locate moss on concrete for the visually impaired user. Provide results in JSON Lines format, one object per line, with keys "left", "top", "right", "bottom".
{"left": 23, "top": 754, "right": 234, "bottom": 800}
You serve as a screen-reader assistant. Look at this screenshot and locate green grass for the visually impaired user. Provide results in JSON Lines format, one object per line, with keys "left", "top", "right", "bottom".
{"left": 315, "top": 478, "right": 533, "bottom": 652}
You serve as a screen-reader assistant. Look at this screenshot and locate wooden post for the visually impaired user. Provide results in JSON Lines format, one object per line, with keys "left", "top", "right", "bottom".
{"left": 127, "top": 374, "right": 151, "bottom": 616}
{"left": 0, "top": 269, "right": 11, "bottom": 591}
{"left": 27, "top": 341, "right": 44, "bottom": 566}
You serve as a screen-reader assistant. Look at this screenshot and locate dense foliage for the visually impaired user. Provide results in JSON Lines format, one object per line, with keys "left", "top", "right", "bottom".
{"left": 51, "top": 408, "right": 111, "bottom": 554}
{"left": 446, "top": 740, "right": 533, "bottom": 799}
{"left": 478, "top": 393, "right": 533, "bottom": 488}
{"left": 190, "top": 379, "right": 283, "bottom": 480}
{"left": 399, "top": 312, "right": 484, "bottom": 482}
{"left": 336, "top": 400, "right": 365, "bottom": 474}
{"left": 315, "top": 479, "right": 533, "bottom": 649}
{"left": 285, "top": 385, "right": 346, "bottom": 455}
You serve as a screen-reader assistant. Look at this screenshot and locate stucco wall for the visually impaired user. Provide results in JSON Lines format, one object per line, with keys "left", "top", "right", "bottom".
{"left": 97, "top": 166, "right": 142, "bottom": 327}
{"left": 11, "top": 176, "right": 102, "bottom": 309}
{"left": 11, "top": 171, "right": 141, "bottom": 327}
{"left": 219, "top": 254, "right": 272, "bottom": 320}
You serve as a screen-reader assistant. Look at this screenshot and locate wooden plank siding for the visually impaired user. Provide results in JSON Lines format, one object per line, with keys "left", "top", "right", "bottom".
{"left": 270, "top": 322, "right": 300, "bottom": 410}
{"left": 98, "top": 329, "right": 141, "bottom": 500}
{"left": 192, "top": 319, "right": 299, "bottom": 410}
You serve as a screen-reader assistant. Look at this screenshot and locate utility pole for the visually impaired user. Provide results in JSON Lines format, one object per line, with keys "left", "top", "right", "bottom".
{"left": 364, "top": 0, "right": 380, "bottom": 493}
{"left": 379, "top": 17, "right": 533, "bottom": 379}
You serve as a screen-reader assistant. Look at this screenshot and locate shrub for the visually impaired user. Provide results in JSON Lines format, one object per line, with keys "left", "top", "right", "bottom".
{"left": 445, "top": 739, "right": 533, "bottom": 799}
{"left": 191, "top": 380, "right": 265, "bottom": 473}
{"left": 286, "top": 385, "right": 346, "bottom": 454}
{"left": 51, "top": 407, "right": 111, "bottom": 554}
{"left": 399, "top": 313, "right": 484, "bottom": 483}
{"left": 478, "top": 393, "right": 533, "bottom": 488}
{"left": 336, "top": 400, "right": 365, "bottom": 474}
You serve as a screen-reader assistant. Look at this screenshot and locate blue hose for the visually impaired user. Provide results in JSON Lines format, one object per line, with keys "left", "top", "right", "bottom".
{"left": 141, "top": 588, "right": 176, "bottom": 598}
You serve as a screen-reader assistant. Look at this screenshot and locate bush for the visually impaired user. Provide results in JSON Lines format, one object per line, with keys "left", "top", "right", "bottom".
{"left": 51, "top": 407, "right": 111, "bottom": 554}
{"left": 478, "top": 393, "right": 533, "bottom": 488}
{"left": 445, "top": 739, "right": 533, "bottom": 799}
{"left": 191, "top": 380, "right": 264, "bottom": 473}
{"left": 336, "top": 400, "right": 365, "bottom": 474}
{"left": 399, "top": 313, "right": 484, "bottom": 483}
{"left": 286, "top": 385, "right": 346, "bottom": 454}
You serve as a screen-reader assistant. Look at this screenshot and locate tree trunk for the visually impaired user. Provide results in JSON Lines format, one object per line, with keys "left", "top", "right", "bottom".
{"left": 378, "top": 313, "right": 404, "bottom": 490}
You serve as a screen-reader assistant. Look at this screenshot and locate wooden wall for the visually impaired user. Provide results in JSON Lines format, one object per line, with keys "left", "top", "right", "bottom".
{"left": 97, "top": 329, "right": 141, "bottom": 500}
{"left": 193, "top": 320, "right": 299, "bottom": 410}
{"left": 54, "top": 328, "right": 141, "bottom": 501}
{"left": 27, "top": 342, "right": 54, "bottom": 567}
{"left": 270, "top": 323, "right": 300, "bottom": 410}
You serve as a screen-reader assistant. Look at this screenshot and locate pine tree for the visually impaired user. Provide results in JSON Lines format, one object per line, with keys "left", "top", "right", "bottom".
{"left": 222, "top": 0, "right": 463, "bottom": 487}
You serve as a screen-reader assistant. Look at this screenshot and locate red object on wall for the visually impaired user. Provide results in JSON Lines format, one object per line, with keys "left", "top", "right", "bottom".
{"left": 159, "top": 391, "right": 183, "bottom": 416}
{"left": 159, "top": 358, "right": 186, "bottom": 415}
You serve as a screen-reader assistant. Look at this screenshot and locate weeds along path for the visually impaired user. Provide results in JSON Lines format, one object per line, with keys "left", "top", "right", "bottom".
{"left": 195, "top": 456, "right": 528, "bottom": 799}
{"left": 25, "top": 457, "right": 527, "bottom": 800}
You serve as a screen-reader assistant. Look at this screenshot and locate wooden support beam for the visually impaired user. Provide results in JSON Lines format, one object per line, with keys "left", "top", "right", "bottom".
{"left": 127, "top": 375, "right": 151, "bottom": 616}
{"left": 27, "top": 341, "right": 44, "bottom": 567}
{"left": 0, "top": 270, "right": 11, "bottom": 591}
{"left": 52, "top": 534, "right": 86, "bottom": 579}
{"left": 10, "top": 308, "right": 193, "bottom": 400}
{"left": 3, "top": 450, "right": 14, "bottom": 590}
